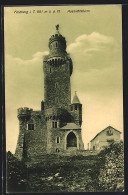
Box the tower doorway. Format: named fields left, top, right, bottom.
left=67, top=132, right=77, bottom=148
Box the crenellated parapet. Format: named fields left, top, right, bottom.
left=49, top=34, right=66, bottom=50
left=17, top=107, right=33, bottom=121
left=47, top=56, right=66, bottom=65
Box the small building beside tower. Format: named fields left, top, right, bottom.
left=90, top=126, right=121, bottom=151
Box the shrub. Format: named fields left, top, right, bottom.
left=98, top=141, right=124, bottom=192
left=6, top=151, right=27, bottom=192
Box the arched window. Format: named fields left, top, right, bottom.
left=56, top=148, right=60, bottom=152
left=55, top=59, right=57, bottom=64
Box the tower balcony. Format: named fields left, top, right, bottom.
left=47, top=57, right=65, bottom=66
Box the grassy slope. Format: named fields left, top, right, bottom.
left=7, top=141, right=124, bottom=193
left=26, top=154, right=101, bottom=193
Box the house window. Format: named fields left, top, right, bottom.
left=75, top=105, right=77, bottom=110
left=27, top=124, right=34, bottom=130
left=93, top=146, right=95, bottom=150
left=106, top=130, right=113, bottom=136
left=107, top=139, right=114, bottom=143
left=56, top=137, right=60, bottom=143
left=52, top=121, right=55, bottom=128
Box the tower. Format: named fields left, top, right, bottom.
left=43, top=24, right=73, bottom=109
left=70, top=91, right=82, bottom=126
left=15, top=25, right=84, bottom=161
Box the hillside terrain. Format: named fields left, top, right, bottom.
left=6, top=141, right=124, bottom=193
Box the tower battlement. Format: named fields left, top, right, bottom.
left=49, top=34, right=66, bottom=45
left=48, top=25, right=67, bottom=58
left=17, top=107, right=33, bottom=121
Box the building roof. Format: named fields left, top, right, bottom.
left=90, top=126, right=121, bottom=142
left=60, top=123, right=81, bottom=130
left=72, top=92, right=81, bottom=104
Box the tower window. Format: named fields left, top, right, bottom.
left=55, top=121, right=57, bottom=128
left=27, top=124, right=34, bottom=130
left=50, top=67, right=52, bottom=73
left=65, top=64, right=68, bottom=70
left=56, top=42, right=58, bottom=47
left=56, top=148, right=60, bottom=152
left=55, top=82, right=58, bottom=88
left=75, top=105, right=77, bottom=110
left=52, top=121, right=57, bottom=128
left=56, top=137, right=60, bottom=143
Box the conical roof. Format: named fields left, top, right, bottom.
left=72, top=92, right=81, bottom=104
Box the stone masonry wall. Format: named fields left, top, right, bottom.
left=15, top=109, right=47, bottom=160
left=47, top=127, right=84, bottom=153
left=70, top=104, right=82, bottom=126
left=43, top=59, right=71, bottom=109
left=24, top=111, right=47, bottom=159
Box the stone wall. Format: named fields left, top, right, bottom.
left=43, top=59, right=71, bottom=109
left=70, top=104, right=82, bottom=126
left=15, top=109, right=47, bottom=160
left=47, top=128, right=84, bottom=154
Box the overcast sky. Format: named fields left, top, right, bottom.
left=4, top=5, right=123, bottom=153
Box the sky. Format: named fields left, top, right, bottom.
left=4, top=5, right=123, bottom=153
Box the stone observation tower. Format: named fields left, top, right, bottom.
left=15, top=25, right=84, bottom=160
